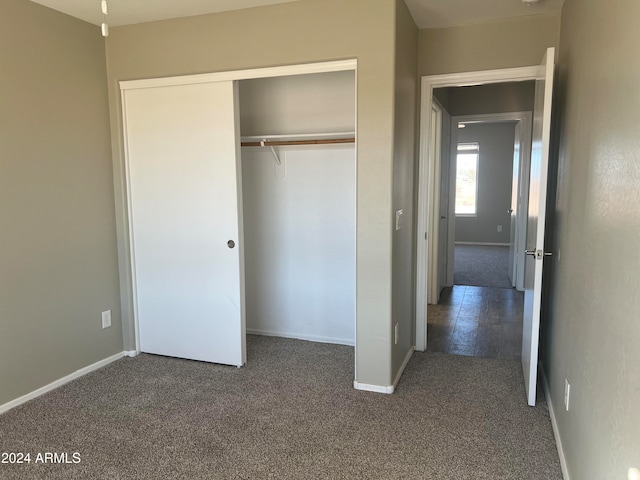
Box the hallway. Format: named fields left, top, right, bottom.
left=427, top=286, right=523, bottom=360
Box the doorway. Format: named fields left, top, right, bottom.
left=416, top=48, right=556, bottom=406
left=449, top=112, right=533, bottom=292
left=428, top=105, right=532, bottom=360
left=238, top=71, right=356, bottom=347
left=415, top=67, right=541, bottom=355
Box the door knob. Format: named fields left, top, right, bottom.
left=227, top=240, right=235, bottom=249
left=525, top=249, right=552, bottom=259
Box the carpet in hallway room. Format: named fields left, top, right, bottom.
left=0, top=335, right=562, bottom=479
left=455, top=244, right=511, bottom=288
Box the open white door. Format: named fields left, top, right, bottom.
left=427, top=103, right=443, bottom=304
left=438, top=106, right=452, bottom=292
left=522, top=47, right=555, bottom=405
left=123, top=80, right=245, bottom=367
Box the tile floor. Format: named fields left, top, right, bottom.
left=427, top=285, right=524, bottom=360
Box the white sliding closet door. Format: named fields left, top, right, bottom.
left=123, top=81, right=245, bottom=366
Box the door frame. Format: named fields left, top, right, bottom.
left=118, top=59, right=358, bottom=359
left=426, top=101, right=443, bottom=305
left=415, top=66, right=539, bottom=352
left=447, top=111, right=533, bottom=292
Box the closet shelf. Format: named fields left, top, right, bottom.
left=240, top=132, right=355, bottom=147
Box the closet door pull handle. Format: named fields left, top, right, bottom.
left=227, top=240, right=235, bottom=249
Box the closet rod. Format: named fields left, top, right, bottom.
left=241, top=138, right=355, bottom=147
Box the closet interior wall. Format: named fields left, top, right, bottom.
left=239, top=70, right=356, bottom=346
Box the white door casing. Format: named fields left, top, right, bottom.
left=417, top=65, right=539, bottom=353
left=522, top=47, right=556, bottom=406
left=122, top=80, right=246, bottom=366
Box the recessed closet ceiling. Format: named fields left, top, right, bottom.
left=29, top=0, right=564, bottom=28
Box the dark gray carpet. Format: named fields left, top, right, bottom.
left=0, top=336, right=561, bottom=479
left=455, top=244, right=512, bottom=288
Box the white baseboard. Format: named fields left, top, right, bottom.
left=455, top=242, right=510, bottom=247
left=124, top=350, right=139, bottom=358
left=353, top=381, right=394, bottom=394
left=246, top=328, right=354, bottom=347
left=353, top=348, right=414, bottom=395
left=0, top=352, right=126, bottom=416
left=540, top=365, right=570, bottom=480
left=392, top=346, right=415, bottom=390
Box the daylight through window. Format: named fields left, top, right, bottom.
left=455, top=143, right=479, bottom=216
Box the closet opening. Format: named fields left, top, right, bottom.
left=238, top=70, right=357, bottom=354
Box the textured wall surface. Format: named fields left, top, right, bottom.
left=542, top=0, right=640, bottom=477
left=0, top=0, right=121, bottom=406
left=440, top=82, right=535, bottom=117
left=419, top=13, right=561, bottom=76
left=391, top=0, right=419, bottom=383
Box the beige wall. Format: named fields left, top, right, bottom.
left=106, top=0, right=397, bottom=388
left=454, top=122, right=516, bottom=244
left=391, top=0, right=419, bottom=380
left=419, top=13, right=561, bottom=76
left=238, top=71, right=356, bottom=136
left=0, top=0, right=121, bottom=406
left=542, top=0, right=640, bottom=476
left=439, top=81, right=535, bottom=117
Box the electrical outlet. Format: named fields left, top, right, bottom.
left=497, top=224, right=503, bottom=233
left=101, top=310, right=112, bottom=329
left=394, top=323, right=399, bottom=345
left=564, top=379, right=571, bottom=411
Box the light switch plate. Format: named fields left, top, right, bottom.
left=395, top=209, right=404, bottom=231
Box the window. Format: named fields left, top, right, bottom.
left=455, top=143, right=479, bottom=216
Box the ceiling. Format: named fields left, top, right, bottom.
left=405, top=0, right=563, bottom=28
left=29, top=0, right=564, bottom=29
